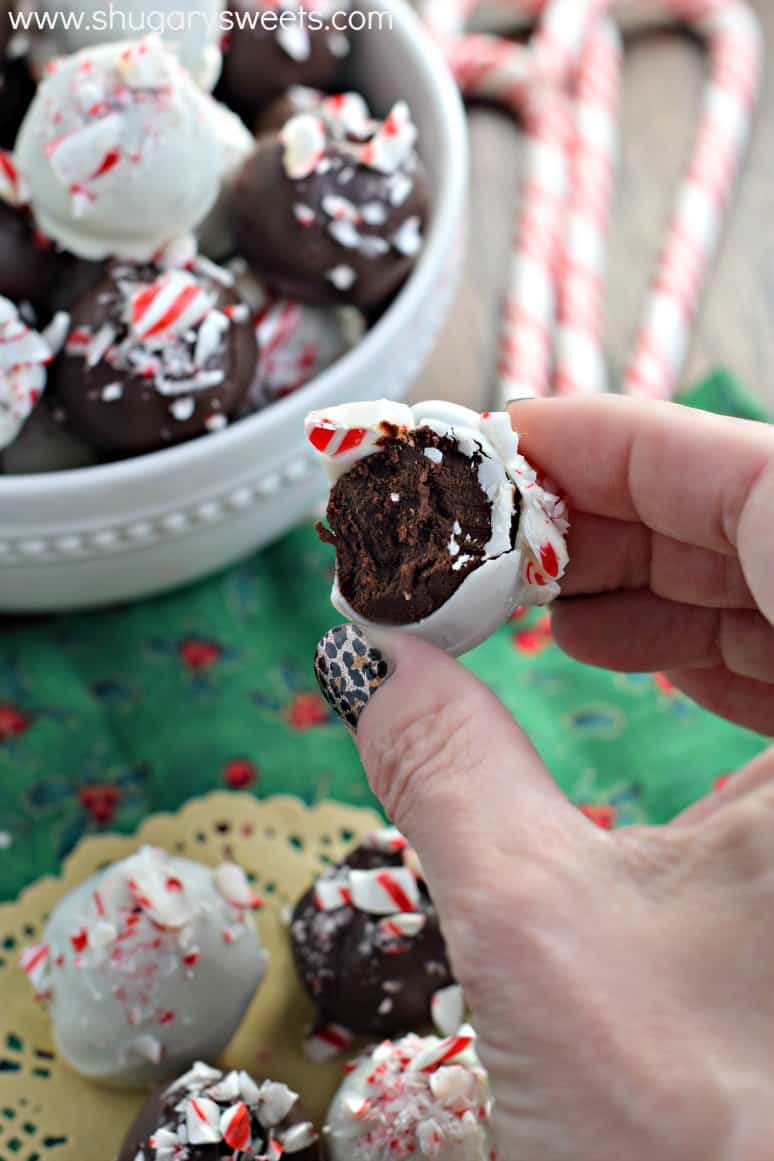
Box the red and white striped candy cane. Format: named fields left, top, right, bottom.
left=420, top=0, right=763, bottom=405
left=624, top=0, right=763, bottom=399
left=556, top=17, right=622, bottom=396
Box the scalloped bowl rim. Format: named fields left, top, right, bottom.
left=0, top=0, right=467, bottom=500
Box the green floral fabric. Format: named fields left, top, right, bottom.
left=0, top=371, right=770, bottom=902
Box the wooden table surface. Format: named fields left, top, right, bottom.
left=415, top=2, right=773, bottom=413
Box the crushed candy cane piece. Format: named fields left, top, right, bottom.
left=431, top=985, right=466, bottom=1038
left=349, top=866, right=420, bottom=915
left=214, top=861, right=263, bottom=910
left=303, top=1022, right=353, bottom=1062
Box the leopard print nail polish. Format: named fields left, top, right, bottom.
left=314, top=624, right=392, bottom=733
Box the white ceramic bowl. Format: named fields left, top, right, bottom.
left=0, top=0, right=467, bottom=612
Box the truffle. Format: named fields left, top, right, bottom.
left=0, top=153, right=85, bottom=314
left=0, top=296, right=69, bottom=452
left=29, top=0, right=225, bottom=89
left=0, top=52, right=36, bottom=150
left=221, top=0, right=349, bottom=117
left=52, top=261, right=258, bottom=455
left=19, top=846, right=267, bottom=1086
left=117, top=1062, right=321, bottom=1161
left=232, top=265, right=365, bottom=406
left=254, top=84, right=328, bottom=137
left=324, top=1028, right=494, bottom=1161
left=233, top=99, right=429, bottom=310
left=1, top=399, right=99, bottom=473
left=306, top=400, right=570, bottom=656
left=16, top=37, right=223, bottom=261
left=291, top=827, right=454, bottom=1040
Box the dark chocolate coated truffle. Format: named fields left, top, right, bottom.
left=221, top=0, right=348, bottom=116
left=291, top=831, right=454, bottom=1038
left=0, top=53, right=36, bottom=148
left=0, top=0, right=15, bottom=59
left=117, top=1063, right=321, bottom=1160
left=233, top=102, right=430, bottom=311
left=0, top=201, right=80, bottom=314
left=52, top=263, right=258, bottom=455
left=318, top=427, right=518, bottom=625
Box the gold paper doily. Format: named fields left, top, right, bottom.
left=0, top=793, right=383, bottom=1161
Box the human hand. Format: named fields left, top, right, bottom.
left=312, top=398, right=774, bottom=1160
left=509, top=396, right=774, bottom=734
left=314, top=625, right=774, bottom=1160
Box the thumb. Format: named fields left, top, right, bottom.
left=314, top=624, right=594, bottom=930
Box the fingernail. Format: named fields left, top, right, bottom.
left=314, top=624, right=394, bottom=734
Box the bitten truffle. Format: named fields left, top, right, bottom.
left=291, top=827, right=454, bottom=1042
left=221, top=0, right=350, bottom=116
left=324, top=1028, right=494, bottom=1161
left=20, top=846, right=267, bottom=1085
left=306, top=400, right=570, bottom=656
left=117, top=1062, right=321, bottom=1160
left=53, top=262, right=258, bottom=454
left=233, top=98, right=429, bottom=310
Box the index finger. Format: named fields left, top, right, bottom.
left=509, top=396, right=774, bottom=556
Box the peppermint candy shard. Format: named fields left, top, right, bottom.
left=213, top=861, right=263, bottom=909
left=303, top=1022, right=353, bottom=1062
left=257, top=1081, right=298, bottom=1129
left=349, top=866, right=420, bottom=915
left=185, top=1096, right=222, bottom=1145
left=282, top=115, right=326, bottom=180
left=407, top=1025, right=476, bottom=1073
left=363, top=826, right=408, bottom=853
left=282, top=1121, right=319, bottom=1154
left=19, top=943, right=51, bottom=996
left=431, top=984, right=466, bottom=1038
left=378, top=913, right=426, bottom=940
left=220, top=1102, right=252, bottom=1152
left=170, top=1061, right=223, bottom=1093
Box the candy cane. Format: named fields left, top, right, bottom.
left=420, top=0, right=763, bottom=404
left=624, top=0, right=763, bottom=399
left=555, top=17, right=622, bottom=395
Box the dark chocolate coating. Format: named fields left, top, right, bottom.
left=221, top=1, right=346, bottom=117
left=0, top=202, right=80, bottom=314
left=233, top=138, right=430, bottom=310
left=291, top=843, right=454, bottom=1038
left=0, top=52, right=35, bottom=148
left=0, top=1, right=15, bottom=59
left=117, top=1069, right=321, bottom=1161
left=319, top=428, right=519, bottom=624
left=51, top=265, right=258, bottom=455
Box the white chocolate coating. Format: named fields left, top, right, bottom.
left=305, top=400, right=570, bottom=657
left=0, top=299, right=68, bottom=451
left=325, top=1030, right=493, bottom=1161
left=16, top=37, right=222, bottom=261
left=20, top=846, right=267, bottom=1086
left=30, top=1, right=225, bottom=90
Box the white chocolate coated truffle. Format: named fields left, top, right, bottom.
left=325, top=1028, right=494, bottom=1161
left=16, top=37, right=222, bottom=261
left=30, top=0, right=226, bottom=90
left=0, top=298, right=68, bottom=451
left=20, top=846, right=267, bottom=1085
left=305, top=400, right=570, bottom=657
